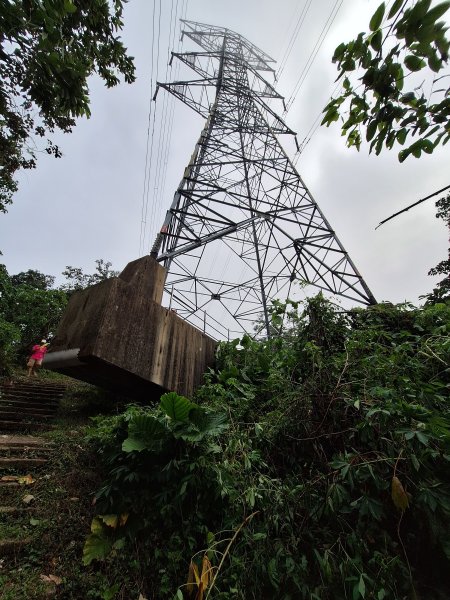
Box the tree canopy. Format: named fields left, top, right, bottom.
left=0, top=0, right=135, bottom=212
left=424, top=192, right=450, bottom=303
left=322, top=0, right=450, bottom=161
left=0, top=258, right=118, bottom=373
left=61, top=259, right=119, bottom=295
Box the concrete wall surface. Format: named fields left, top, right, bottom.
left=46, top=256, right=217, bottom=399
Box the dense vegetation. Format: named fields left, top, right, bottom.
left=0, top=259, right=117, bottom=371
left=1, top=197, right=448, bottom=598
left=83, top=295, right=450, bottom=599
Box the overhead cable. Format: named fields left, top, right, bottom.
left=285, top=0, right=343, bottom=113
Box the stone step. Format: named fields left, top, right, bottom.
left=0, top=404, right=57, bottom=415
left=0, top=435, right=49, bottom=447
left=0, top=398, right=59, bottom=408
left=0, top=537, right=33, bottom=556
left=0, top=445, right=52, bottom=455
left=1, top=382, right=66, bottom=392
left=0, top=457, right=48, bottom=469
left=0, top=393, right=60, bottom=403
left=0, top=384, right=65, bottom=393
left=0, top=394, right=63, bottom=403
left=0, top=410, right=57, bottom=421
left=0, top=390, right=65, bottom=400
left=0, top=421, right=55, bottom=432
left=0, top=412, right=55, bottom=423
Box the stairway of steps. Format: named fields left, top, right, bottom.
left=0, top=379, right=66, bottom=432
left=0, top=379, right=65, bottom=558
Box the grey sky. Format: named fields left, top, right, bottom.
left=0, top=0, right=448, bottom=307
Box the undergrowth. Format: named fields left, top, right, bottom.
left=82, top=296, right=450, bottom=599
left=0, top=379, right=144, bottom=600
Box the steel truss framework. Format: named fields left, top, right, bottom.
left=151, top=20, right=376, bottom=339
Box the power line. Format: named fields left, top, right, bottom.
left=148, top=0, right=178, bottom=241
left=147, top=0, right=189, bottom=253
left=139, top=0, right=158, bottom=256
left=376, top=185, right=450, bottom=229
left=276, top=0, right=313, bottom=81
left=293, top=80, right=341, bottom=163
left=140, top=0, right=163, bottom=254
left=285, top=0, right=343, bottom=113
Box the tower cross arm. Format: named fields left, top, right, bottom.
left=181, top=19, right=276, bottom=72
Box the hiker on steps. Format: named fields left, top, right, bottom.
left=27, top=340, right=50, bottom=377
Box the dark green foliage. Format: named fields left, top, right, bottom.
left=322, top=0, right=450, bottom=161
left=10, top=269, right=55, bottom=290
left=86, top=296, right=450, bottom=599
left=0, top=259, right=117, bottom=370
left=424, top=193, right=450, bottom=304
left=0, top=0, right=135, bottom=211
left=0, top=263, right=67, bottom=367
left=61, top=259, right=119, bottom=295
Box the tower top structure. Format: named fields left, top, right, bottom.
left=151, top=20, right=376, bottom=339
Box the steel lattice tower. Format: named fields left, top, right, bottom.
left=151, top=20, right=376, bottom=339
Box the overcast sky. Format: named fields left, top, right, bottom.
left=1, top=0, right=448, bottom=308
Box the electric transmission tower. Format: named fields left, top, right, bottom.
left=151, top=20, right=376, bottom=339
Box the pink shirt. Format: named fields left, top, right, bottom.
left=31, top=345, right=48, bottom=361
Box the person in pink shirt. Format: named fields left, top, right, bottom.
left=27, top=339, right=50, bottom=377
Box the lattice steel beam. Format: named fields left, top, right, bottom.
left=151, top=20, right=376, bottom=339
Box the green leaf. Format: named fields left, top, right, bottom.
left=421, top=138, right=434, bottom=154
left=422, top=1, right=450, bottom=26
left=396, top=65, right=404, bottom=90
left=91, top=517, right=104, bottom=535
left=333, top=42, right=347, bottom=62
left=428, top=52, right=442, bottom=72
left=366, top=120, right=378, bottom=142
left=358, top=574, right=366, bottom=598
left=64, top=0, right=77, bottom=13
left=370, top=30, right=383, bottom=51
left=397, top=128, right=407, bottom=145
left=388, top=0, right=404, bottom=19
left=342, top=58, right=356, bottom=71
left=189, top=408, right=228, bottom=435
left=268, top=558, right=280, bottom=590
left=416, top=431, right=429, bottom=445
left=399, top=148, right=410, bottom=162
left=121, top=436, right=147, bottom=452
left=82, top=533, right=112, bottom=565
left=411, top=454, right=420, bottom=471
left=160, top=392, right=194, bottom=421
left=404, top=55, right=426, bottom=71
left=112, top=538, right=125, bottom=550
left=370, top=3, right=386, bottom=31
left=122, top=415, right=168, bottom=452
left=321, top=110, right=339, bottom=126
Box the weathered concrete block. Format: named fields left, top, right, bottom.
left=46, top=256, right=217, bottom=400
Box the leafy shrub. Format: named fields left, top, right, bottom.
left=0, top=316, right=20, bottom=376
left=85, top=296, right=450, bottom=599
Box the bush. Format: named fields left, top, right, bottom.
left=0, top=316, right=21, bottom=376
left=85, top=297, right=450, bottom=599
